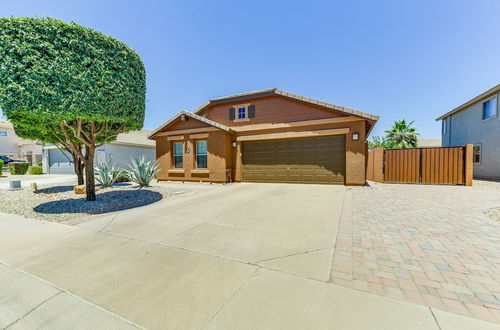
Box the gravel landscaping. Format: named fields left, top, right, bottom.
left=485, top=207, right=500, bottom=221
left=0, top=183, right=186, bottom=222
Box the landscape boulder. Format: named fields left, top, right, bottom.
left=74, top=185, right=86, bottom=194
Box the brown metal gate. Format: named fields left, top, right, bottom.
left=421, top=147, right=464, bottom=184
left=381, top=147, right=467, bottom=185
left=384, top=149, right=420, bottom=183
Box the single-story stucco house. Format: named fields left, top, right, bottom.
left=148, top=88, right=379, bottom=185
left=0, top=120, right=43, bottom=164
left=437, top=84, right=499, bottom=179
left=43, top=129, right=155, bottom=174
left=418, top=138, right=441, bottom=148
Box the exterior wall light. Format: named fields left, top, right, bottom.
left=352, top=132, right=359, bottom=141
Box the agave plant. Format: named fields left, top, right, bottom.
left=127, top=156, right=159, bottom=187
left=94, top=163, right=125, bottom=188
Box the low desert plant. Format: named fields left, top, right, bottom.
left=0, top=159, right=4, bottom=174
left=127, top=156, right=159, bottom=187
left=115, top=171, right=130, bottom=183
left=8, top=162, right=29, bottom=175
left=28, top=165, right=43, bottom=175
left=95, top=163, right=125, bottom=188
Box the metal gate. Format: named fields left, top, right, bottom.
left=383, top=147, right=465, bottom=184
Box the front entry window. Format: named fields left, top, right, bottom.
left=196, top=140, right=208, bottom=168
left=173, top=142, right=183, bottom=168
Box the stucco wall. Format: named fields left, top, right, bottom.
left=97, top=144, right=155, bottom=170
left=153, top=93, right=374, bottom=185
left=442, top=92, right=500, bottom=178
left=156, top=130, right=231, bottom=183
left=0, top=125, right=22, bottom=157
left=198, top=95, right=345, bottom=127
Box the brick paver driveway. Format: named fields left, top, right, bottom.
left=331, top=181, right=500, bottom=324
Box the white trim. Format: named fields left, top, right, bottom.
left=473, top=144, right=482, bottom=165
left=481, top=95, right=498, bottom=121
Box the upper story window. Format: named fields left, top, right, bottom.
left=230, top=104, right=255, bottom=122
left=237, top=107, right=247, bottom=120
left=196, top=140, right=208, bottom=168
left=173, top=141, right=183, bottom=168
left=441, top=118, right=447, bottom=135
left=0, top=131, right=7, bottom=137
left=473, top=144, right=481, bottom=164
left=482, top=96, right=497, bottom=120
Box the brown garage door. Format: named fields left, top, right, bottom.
left=242, top=135, right=345, bottom=184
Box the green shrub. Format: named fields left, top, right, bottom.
left=127, top=156, right=159, bottom=187
left=0, top=159, right=4, bottom=175
left=8, top=162, right=29, bottom=175
left=28, top=165, right=43, bottom=175
left=115, top=171, right=130, bottom=183
left=95, top=163, right=126, bottom=188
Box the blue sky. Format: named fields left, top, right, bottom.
left=1, top=0, right=499, bottom=139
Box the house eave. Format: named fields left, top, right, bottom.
left=436, top=84, right=500, bottom=121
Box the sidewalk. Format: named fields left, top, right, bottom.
left=1, top=205, right=498, bottom=329
left=0, top=174, right=75, bottom=190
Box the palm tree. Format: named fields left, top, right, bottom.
left=368, top=135, right=395, bottom=149
left=384, top=120, right=419, bottom=149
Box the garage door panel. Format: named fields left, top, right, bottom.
left=242, top=136, right=345, bottom=185
left=48, top=149, right=74, bottom=174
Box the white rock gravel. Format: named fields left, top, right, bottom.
left=0, top=183, right=185, bottom=222
left=485, top=207, right=500, bottom=221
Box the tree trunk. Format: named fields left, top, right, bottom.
left=74, top=157, right=85, bottom=185
left=84, top=147, right=96, bottom=201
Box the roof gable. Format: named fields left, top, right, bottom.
left=194, top=88, right=379, bottom=121
left=148, top=110, right=232, bottom=139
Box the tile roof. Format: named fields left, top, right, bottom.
left=112, top=129, right=155, bottom=147
left=149, top=89, right=379, bottom=139
left=418, top=138, right=441, bottom=148
left=193, top=88, right=379, bottom=121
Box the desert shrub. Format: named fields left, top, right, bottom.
left=127, top=156, right=159, bottom=187
left=8, top=162, right=29, bottom=175
left=95, top=163, right=126, bottom=188
left=28, top=165, right=43, bottom=175
left=115, top=171, right=130, bottom=183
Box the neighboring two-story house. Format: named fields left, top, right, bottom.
left=149, top=89, right=379, bottom=185
left=0, top=120, right=43, bottom=164
left=437, top=84, right=500, bottom=179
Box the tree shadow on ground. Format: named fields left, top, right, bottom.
left=35, top=183, right=133, bottom=194
left=33, top=189, right=163, bottom=215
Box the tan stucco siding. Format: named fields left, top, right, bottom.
left=199, top=95, right=346, bottom=127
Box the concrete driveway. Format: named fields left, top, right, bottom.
left=0, top=183, right=496, bottom=329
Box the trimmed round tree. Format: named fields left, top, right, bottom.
left=0, top=17, right=146, bottom=200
